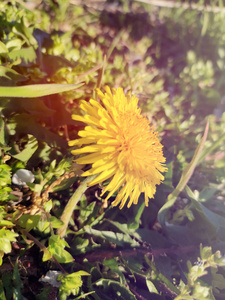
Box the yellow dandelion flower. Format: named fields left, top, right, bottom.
left=69, top=86, right=167, bottom=209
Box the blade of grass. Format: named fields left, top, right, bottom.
left=0, top=83, right=84, bottom=98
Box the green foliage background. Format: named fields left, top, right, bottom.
left=1, top=0, right=225, bottom=299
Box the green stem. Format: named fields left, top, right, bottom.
left=58, top=175, right=97, bottom=238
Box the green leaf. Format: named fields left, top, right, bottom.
left=145, top=256, right=180, bottom=296
left=36, top=219, right=51, bottom=235
left=211, top=268, right=225, bottom=297
left=12, top=134, right=38, bottom=162
left=41, top=53, right=73, bottom=77
left=0, top=41, right=8, bottom=55
left=17, top=214, right=41, bottom=232
left=0, top=228, right=18, bottom=254
left=1, top=273, right=13, bottom=299
left=0, top=164, right=11, bottom=187
left=12, top=260, right=23, bottom=300
left=146, top=279, right=159, bottom=294
left=79, top=201, right=96, bottom=224
left=185, top=186, right=225, bottom=240
left=0, top=280, right=6, bottom=300
left=84, top=227, right=140, bottom=247
left=158, top=120, right=209, bottom=226
left=12, top=17, right=37, bottom=46
left=47, top=235, right=74, bottom=263
left=52, top=176, right=77, bottom=192
left=49, top=216, right=64, bottom=229
left=94, top=279, right=137, bottom=300
left=0, top=82, right=83, bottom=98
left=8, top=47, right=36, bottom=64
left=36, top=287, right=51, bottom=300
left=0, top=220, right=14, bottom=226
left=106, top=220, right=141, bottom=241
left=42, top=249, right=52, bottom=262
left=103, top=258, right=126, bottom=285
left=0, top=66, right=27, bottom=86
left=72, top=237, right=89, bottom=254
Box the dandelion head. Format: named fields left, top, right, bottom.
left=69, top=86, right=167, bottom=209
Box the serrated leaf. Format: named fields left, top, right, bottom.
left=0, top=83, right=83, bottom=98
left=84, top=227, right=140, bottom=247
left=8, top=47, right=36, bottom=64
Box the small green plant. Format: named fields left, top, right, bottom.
left=57, top=271, right=90, bottom=300
left=175, top=245, right=225, bottom=300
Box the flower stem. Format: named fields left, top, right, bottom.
left=58, top=175, right=97, bottom=238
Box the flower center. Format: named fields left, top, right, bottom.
left=116, top=111, right=152, bottom=176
